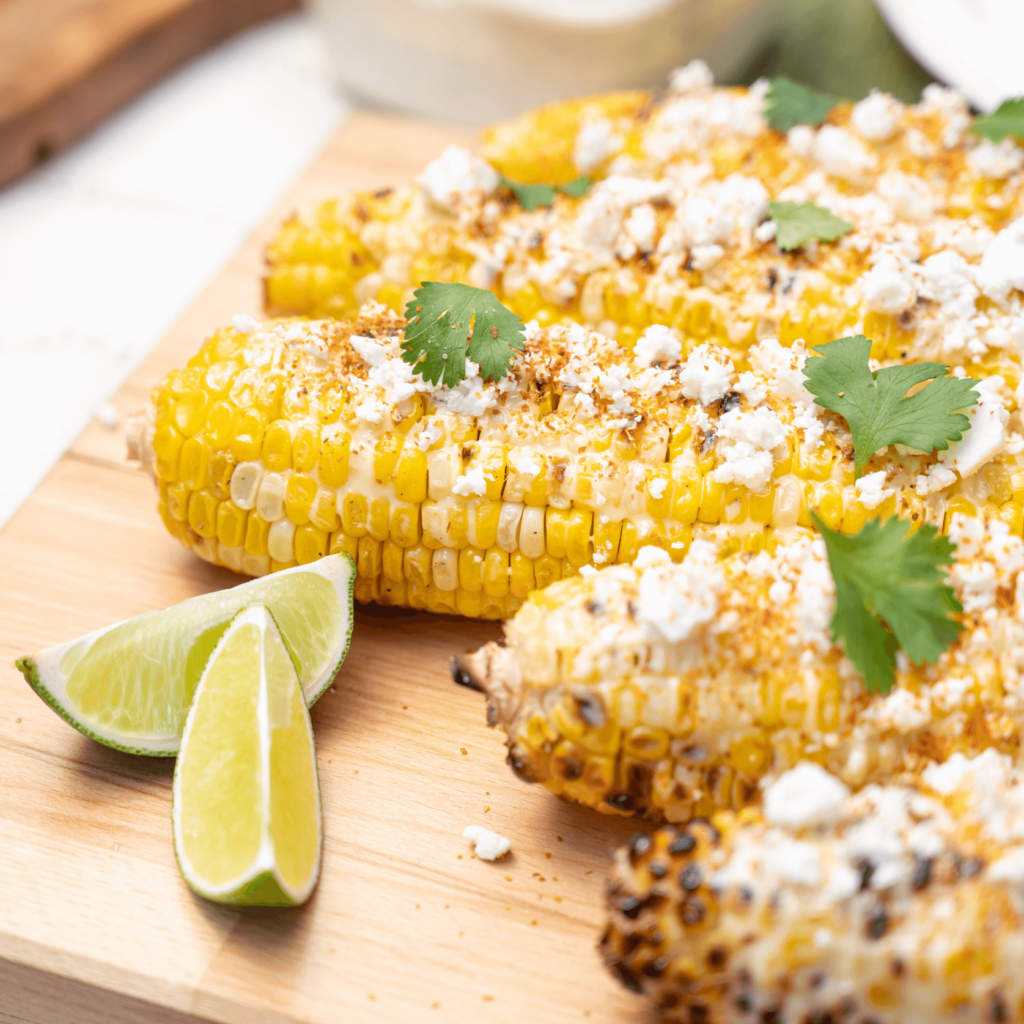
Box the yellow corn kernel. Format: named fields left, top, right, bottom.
left=448, top=502, right=469, bottom=547
left=623, top=727, right=670, bottom=761
left=772, top=437, right=795, bottom=478
left=741, top=529, right=764, bottom=554
left=216, top=500, right=247, bottom=548
left=645, top=467, right=673, bottom=518
left=368, top=497, right=391, bottom=542
left=244, top=511, right=271, bottom=555
left=292, top=422, right=320, bottom=472
left=153, top=424, right=184, bottom=480
left=999, top=500, right=1024, bottom=538
left=404, top=544, right=433, bottom=586
left=593, top=517, right=622, bottom=565
left=159, top=501, right=189, bottom=545
left=945, top=495, right=977, bottom=531
left=390, top=503, right=420, bottom=547
left=815, top=480, right=844, bottom=530
left=174, top=389, right=209, bottom=436
left=840, top=497, right=870, bottom=535
left=698, top=475, right=725, bottom=523
left=205, top=401, right=237, bottom=451
left=188, top=490, right=218, bottom=539
left=479, top=445, right=507, bottom=500
left=382, top=539, right=405, bottom=581
left=318, top=431, right=351, bottom=487
left=510, top=552, right=535, bottom=598
left=749, top=485, right=774, bottom=524
left=665, top=522, right=693, bottom=561
left=393, top=393, right=425, bottom=434
left=373, top=432, right=403, bottom=484
left=285, top=473, right=317, bottom=525
left=179, top=437, right=210, bottom=491
left=328, top=529, right=358, bottom=561
left=670, top=465, right=701, bottom=523
left=230, top=408, right=266, bottom=462
left=262, top=420, right=292, bottom=472
left=309, top=489, right=338, bottom=532
left=459, top=546, right=486, bottom=592
left=562, top=560, right=580, bottom=579
left=668, top=423, right=693, bottom=462
left=546, top=508, right=570, bottom=559
left=817, top=669, right=842, bottom=732
left=357, top=535, right=382, bottom=579
left=521, top=454, right=550, bottom=507
left=166, top=482, right=189, bottom=521
left=353, top=576, right=378, bottom=604
left=342, top=493, right=368, bottom=537
left=565, top=509, right=593, bottom=567
left=617, top=520, right=641, bottom=563
left=483, top=547, right=510, bottom=597
left=722, top=487, right=749, bottom=524
left=295, top=524, right=329, bottom=564
left=256, top=377, right=284, bottom=420
left=534, top=553, right=561, bottom=590
left=469, top=499, right=501, bottom=550
left=394, top=448, right=428, bottom=504
left=207, top=450, right=235, bottom=499
left=726, top=728, right=771, bottom=776
left=456, top=588, right=485, bottom=619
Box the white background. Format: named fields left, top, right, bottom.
left=0, top=12, right=348, bottom=528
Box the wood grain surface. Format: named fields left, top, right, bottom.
left=0, top=0, right=300, bottom=190
left=0, top=112, right=656, bottom=1024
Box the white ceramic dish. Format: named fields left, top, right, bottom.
left=310, top=0, right=781, bottom=125
left=875, top=0, right=1024, bottom=112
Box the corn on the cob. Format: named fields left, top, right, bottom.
left=135, top=294, right=1024, bottom=616
left=601, top=752, right=1024, bottom=1023
left=457, top=514, right=1024, bottom=819
left=263, top=63, right=1024, bottom=393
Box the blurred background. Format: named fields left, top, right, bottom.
left=0, top=0, right=1020, bottom=528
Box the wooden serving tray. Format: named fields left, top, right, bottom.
left=0, top=113, right=655, bottom=1024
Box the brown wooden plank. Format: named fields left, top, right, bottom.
left=0, top=0, right=300, bottom=190
left=0, top=112, right=657, bottom=1023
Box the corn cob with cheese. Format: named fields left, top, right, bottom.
left=134, top=295, right=1024, bottom=616
left=456, top=514, right=1024, bottom=819
left=264, top=62, right=1024, bottom=392
left=601, top=753, right=1024, bottom=1023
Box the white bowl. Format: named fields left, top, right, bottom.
left=875, top=0, right=1024, bottom=112
left=310, top=0, right=781, bottom=125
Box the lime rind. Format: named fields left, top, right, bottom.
left=15, top=553, right=355, bottom=757
left=172, top=605, right=322, bottom=907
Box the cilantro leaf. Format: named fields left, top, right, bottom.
left=768, top=200, right=853, bottom=251
left=402, top=282, right=525, bottom=387
left=764, top=78, right=838, bottom=132
left=803, top=335, right=978, bottom=478
left=812, top=512, right=963, bottom=694
left=498, top=174, right=593, bottom=211
left=970, top=97, right=1024, bottom=142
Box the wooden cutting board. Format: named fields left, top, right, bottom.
left=0, top=112, right=657, bottom=1024
left=0, top=0, right=300, bottom=190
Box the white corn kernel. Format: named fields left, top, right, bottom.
left=422, top=501, right=452, bottom=548
left=256, top=471, right=286, bottom=522
left=218, top=543, right=245, bottom=572
left=242, top=553, right=270, bottom=577
left=519, top=506, right=546, bottom=558
left=268, top=518, right=297, bottom=563
left=428, top=449, right=458, bottom=500
left=772, top=476, right=802, bottom=529
left=230, top=461, right=264, bottom=510
left=432, top=548, right=458, bottom=590
left=497, top=501, right=524, bottom=553
left=192, top=535, right=218, bottom=563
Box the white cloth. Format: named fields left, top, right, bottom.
left=0, top=13, right=347, bottom=528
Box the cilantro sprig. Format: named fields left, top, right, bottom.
left=812, top=512, right=962, bottom=693
left=803, top=335, right=979, bottom=479
left=498, top=174, right=593, bottom=211
left=768, top=200, right=853, bottom=251
left=402, top=282, right=525, bottom=387
left=764, top=78, right=837, bottom=132
left=970, top=97, right=1024, bottom=143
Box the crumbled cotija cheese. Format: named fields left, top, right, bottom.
left=463, top=826, right=512, bottom=861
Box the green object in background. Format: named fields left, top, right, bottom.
left=735, top=0, right=935, bottom=103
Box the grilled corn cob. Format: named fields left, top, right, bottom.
left=457, top=514, right=1024, bottom=819
left=601, top=753, right=1024, bottom=1023
left=135, top=296, right=1024, bottom=614
left=264, top=63, right=1024, bottom=392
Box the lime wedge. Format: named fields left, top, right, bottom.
left=15, top=554, right=354, bottom=756
left=173, top=604, right=321, bottom=906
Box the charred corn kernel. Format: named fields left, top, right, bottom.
left=368, top=497, right=391, bottom=542
left=394, top=448, right=428, bottom=503
left=373, top=432, right=403, bottom=484
left=484, top=547, right=510, bottom=597
left=510, top=552, right=535, bottom=598
left=179, top=437, right=210, bottom=490
left=328, top=528, right=358, bottom=561
left=357, top=535, right=382, bottom=579
left=187, top=490, right=218, bottom=538
left=205, top=401, right=237, bottom=450
left=404, top=543, right=432, bottom=586
left=216, top=500, right=247, bottom=548
left=230, top=408, right=266, bottom=462
left=284, top=473, right=317, bottom=525
left=244, top=511, right=271, bottom=556
left=294, top=524, right=328, bottom=564
left=342, top=493, right=368, bottom=537
left=390, top=503, right=420, bottom=547
left=318, top=431, right=350, bottom=487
